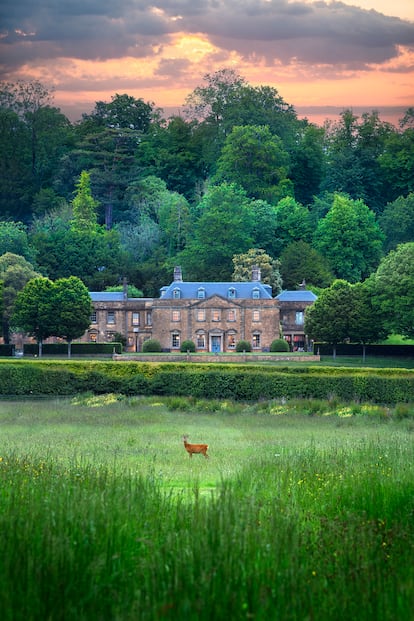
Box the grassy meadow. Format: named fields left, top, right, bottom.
left=1, top=394, right=414, bottom=620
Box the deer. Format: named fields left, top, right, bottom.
left=182, top=435, right=209, bottom=459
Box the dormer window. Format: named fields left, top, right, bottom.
left=228, top=287, right=236, bottom=299
left=252, top=287, right=260, bottom=299
left=197, top=287, right=205, bottom=299
left=173, top=288, right=181, bottom=299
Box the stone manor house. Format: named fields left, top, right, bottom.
left=83, top=267, right=317, bottom=353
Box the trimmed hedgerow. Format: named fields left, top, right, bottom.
left=0, top=361, right=414, bottom=404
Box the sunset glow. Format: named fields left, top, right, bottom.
left=1, top=0, right=413, bottom=123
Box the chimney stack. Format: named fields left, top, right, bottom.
left=173, top=266, right=183, bottom=282
left=252, top=265, right=261, bottom=282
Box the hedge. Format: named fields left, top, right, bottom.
left=314, top=343, right=414, bottom=357
left=0, top=361, right=414, bottom=404
left=23, top=343, right=122, bottom=356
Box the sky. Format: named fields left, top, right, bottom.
left=1, top=0, right=414, bottom=124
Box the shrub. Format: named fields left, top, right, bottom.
left=270, top=339, right=290, bottom=352
left=180, top=340, right=196, bottom=353
left=142, top=339, right=162, bottom=353
left=236, top=340, right=251, bottom=352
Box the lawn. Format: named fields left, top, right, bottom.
left=1, top=395, right=414, bottom=620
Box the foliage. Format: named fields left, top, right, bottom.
left=71, top=171, right=99, bottom=233
left=180, top=340, right=196, bottom=353
left=179, top=183, right=254, bottom=280
left=232, top=248, right=282, bottom=294
left=105, top=284, right=143, bottom=298
left=279, top=241, right=333, bottom=289
left=379, top=193, right=414, bottom=252
left=370, top=243, right=414, bottom=339
left=313, top=193, right=384, bottom=282
left=11, top=277, right=55, bottom=354
left=214, top=124, right=291, bottom=202
left=236, top=340, right=252, bottom=352
left=0, top=252, right=41, bottom=343
left=270, top=338, right=290, bottom=352
left=142, top=339, right=162, bottom=353
left=0, top=221, right=36, bottom=263
left=50, top=276, right=93, bottom=356
left=305, top=280, right=355, bottom=353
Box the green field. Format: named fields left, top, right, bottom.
left=1, top=395, right=414, bottom=620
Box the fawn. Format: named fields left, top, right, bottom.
left=182, top=435, right=209, bottom=459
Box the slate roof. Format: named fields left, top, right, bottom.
left=90, top=292, right=125, bottom=302
left=160, top=281, right=273, bottom=299
left=276, top=290, right=317, bottom=302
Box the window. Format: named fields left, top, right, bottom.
left=173, top=288, right=181, bottom=299
left=252, top=310, right=260, bottom=322
left=196, top=309, right=206, bottom=321
left=252, top=287, right=260, bottom=299
left=107, top=311, right=115, bottom=324
left=171, top=333, right=180, bottom=348
left=90, top=311, right=97, bottom=323
left=212, top=309, right=221, bottom=322
left=146, top=312, right=152, bottom=326
left=228, top=287, right=236, bottom=299
left=228, top=309, right=236, bottom=322
left=132, top=312, right=140, bottom=326
left=227, top=333, right=236, bottom=349
left=295, top=311, right=304, bottom=325
left=89, top=332, right=97, bottom=342
left=252, top=333, right=261, bottom=349
left=197, top=287, right=205, bottom=299
left=196, top=333, right=206, bottom=348
left=172, top=310, right=181, bottom=322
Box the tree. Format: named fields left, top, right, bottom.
left=81, top=93, right=155, bottom=132
left=370, top=243, right=414, bottom=339
left=214, top=125, right=291, bottom=203
left=0, top=81, right=73, bottom=220
left=279, top=241, right=333, bottom=290
left=11, top=277, right=55, bottom=357
left=232, top=248, right=282, bottom=294
left=71, top=171, right=99, bottom=233
left=273, top=197, right=313, bottom=257
left=322, top=109, right=394, bottom=214
left=304, top=280, right=354, bottom=358
left=178, top=183, right=254, bottom=280
left=0, top=221, right=36, bottom=263
left=289, top=124, right=325, bottom=206
left=0, top=253, right=41, bottom=343
left=348, top=281, right=388, bottom=361
left=313, top=194, right=384, bottom=282
left=379, top=193, right=414, bottom=253
left=51, top=276, right=92, bottom=357
left=184, top=69, right=300, bottom=175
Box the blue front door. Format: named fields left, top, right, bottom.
left=211, top=336, right=221, bottom=353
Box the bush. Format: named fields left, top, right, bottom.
left=236, top=340, right=252, bottom=353
left=142, top=339, right=162, bottom=353
left=270, top=339, right=290, bottom=352
left=180, top=340, right=196, bottom=353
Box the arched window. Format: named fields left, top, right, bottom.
left=197, top=287, right=206, bottom=299
left=252, top=287, right=260, bottom=299
left=228, top=287, right=236, bottom=299
left=173, top=288, right=181, bottom=299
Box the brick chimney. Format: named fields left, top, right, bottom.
left=122, top=277, right=128, bottom=300
left=251, top=265, right=261, bottom=282
left=173, top=266, right=183, bottom=282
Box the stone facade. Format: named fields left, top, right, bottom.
left=79, top=268, right=316, bottom=353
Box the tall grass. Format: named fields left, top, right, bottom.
left=0, top=396, right=414, bottom=620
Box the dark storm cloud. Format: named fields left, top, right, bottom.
left=1, top=0, right=414, bottom=77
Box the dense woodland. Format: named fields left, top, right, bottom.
left=1, top=69, right=414, bottom=346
